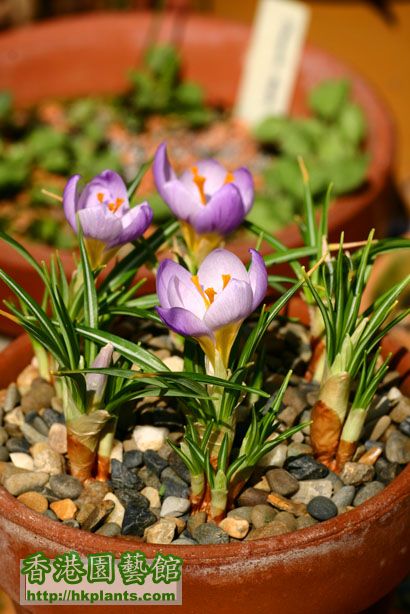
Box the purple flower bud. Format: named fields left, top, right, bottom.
left=156, top=248, right=267, bottom=367
left=153, top=143, right=254, bottom=236
left=86, top=343, right=114, bottom=406
left=63, top=170, right=153, bottom=251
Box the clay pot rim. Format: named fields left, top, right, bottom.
left=0, top=332, right=408, bottom=563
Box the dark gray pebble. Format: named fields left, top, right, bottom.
left=42, top=408, right=65, bottom=427
left=143, top=450, right=168, bottom=476
left=114, top=489, right=150, bottom=509
left=6, top=437, right=30, bottom=453
left=192, top=523, right=229, bottom=545
left=307, top=496, right=338, bottom=521
left=168, top=450, right=191, bottom=484
left=161, top=477, right=189, bottom=499
left=375, top=458, right=400, bottom=484
left=353, top=482, right=384, bottom=506
left=284, top=454, right=329, bottom=480
left=49, top=474, right=83, bottom=500
left=123, top=450, right=143, bottom=469
left=110, top=459, right=144, bottom=491
left=122, top=504, right=157, bottom=536
left=399, top=417, right=410, bottom=437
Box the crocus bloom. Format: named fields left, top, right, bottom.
left=86, top=343, right=114, bottom=408
left=156, top=248, right=267, bottom=370
left=63, top=170, right=153, bottom=265
left=153, top=143, right=254, bottom=262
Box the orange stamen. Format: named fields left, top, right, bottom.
left=191, top=275, right=211, bottom=307
left=205, top=287, right=216, bottom=304
left=225, top=171, right=234, bottom=184
left=97, top=192, right=105, bottom=203
left=191, top=166, right=207, bottom=205
left=222, top=274, right=231, bottom=289
left=108, top=197, right=124, bottom=213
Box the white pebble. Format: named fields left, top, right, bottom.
left=48, top=423, right=67, bottom=454
left=160, top=496, right=190, bottom=517
left=133, top=425, right=169, bottom=452
left=103, top=492, right=125, bottom=526
left=110, top=439, right=123, bottom=463
left=162, top=356, right=184, bottom=372
left=10, top=453, right=34, bottom=471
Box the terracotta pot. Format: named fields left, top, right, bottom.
left=0, top=303, right=409, bottom=614
left=0, top=11, right=394, bottom=336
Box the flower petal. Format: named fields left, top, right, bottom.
left=63, top=174, right=81, bottom=231
left=153, top=142, right=177, bottom=199
left=86, top=343, right=114, bottom=401
left=191, top=183, right=245, bottom=234
left=161, top=179, right=200, bottom=220
left=156, top=306, right=213, bottom=339
left=167, top=276, right=207, bottom=319
left=77, top=170, right=129, bottom=212
left=233, top=167, right=254, bottom=214
left=156, top=259, right=194, bottom=309
left=78, top=207, right=123, bottom=244
left=204, top=279, right=253, bottom=331
left=113, top=202, right=153, bottom=246
left=198, top=248, right=249, bottom=293
left=248, top=249, right=268, bottom=310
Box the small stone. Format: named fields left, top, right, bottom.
left=140, top=486, right=161, bottom=509
left=278, top=406, right=299, bottom=427
left=0, top=446, right=9, bottom=461
left=172, top=537, right=197, bottom=545
left=4, top=471, right=49, bottom=496
left=387, top=386, right=402, bottom=402
left=253, top=476, right=271, bottom=492
left=17, top=364, right=39, bottom=395
left=222, top=503, right=251, bottom=522
left=283, top=386, right=306, bottom=413
left=110, top=459, right=144, bottom=491
left=0, top=426, right=8, bottom=446
left=145, top=519, right=176, bottom=544
left=237, top=488, right=268, bottom=507
left=42, top=408, right=64, bottom=428
left=48, top=423, right=67, bottom=454
left=375, top=458, right=400, bottom=484
left=246, top=521, right=290, bottom=540
left=17, top=491, right=48, bottom=513
left=113, top=489, right=149, bottom=509
left=96, top=523, right=121, bottom=537
left=31, top=443, right=64, bottom=475
left=219, top=517, right=249, bottom=539
left=193, top=523, right=229, bottom=545
left=326, top=471, right=343, bottom=494
left=168, top=451, right=191, bottom=484
left=399, top=417, right=410, bottom=437
left=6, top=437, right=30, bottom=453
left=4, top=407, right=24, bottom=428
left=284, top=455, right=329, bottom=481
left=291, top=431, right=305, bottom=444
left=123, top=450, right=143, bottom=469
left=10, top=452, right=34, bottom=471
left=385, top=431, right=410, bottom=464
left=339, top=462, right=375, bottom=486
left=75, top=480, right=109, bottom=506
left=103, top=493, right=125, bottom=526
left=143, top=450, right=168, bottom=476
left=27, top=415, right=49, bottom=437
left=390, top=398, right=410, bottom=423
left=296, top=515, right=318, bottom=529
left=137, top=466, right=161, bottom=490
left=160, top=496, right=190, bottom=518
left=123, top=439, right=138, bottom=452
left=187, top=511, right=207, bottom=535
left=122, top=504, right=157, bottom=536
left=353, top=481, right=384, bottom=506
left=267, top=492, right=307, bottom=516
left=266, top=468, right=299, bottom=496
left=274, top=511, right=297, bottom=531
left=358, top=447, right=383, bottom=465
left=257, top=443, right=287, bottom=468
left=81, top=500, right=115, bottom=532
left=63, top=519, right=80, bottom=529
left=20, top=423, right=47, bottom=445
left=162, top=478, right=189, bottom=499
left=49, top=474, right=83, bottom=500
left=162, top=355, right=184, bottom=371
left=110, top=440, right=123, bottom=463
left=369, top=416, right=391, bottom=441
left=170, top=516, right=186, bottom=534
left=43, top=509, right=58, bottom=522
left=292, top=479, right=333, bottom=505
left=133, top=426, right=169, bottom=452
left=50, top=498, right=77, bottom=521
left=307, top=496, right=338, bottom=521
left=4, top=384, right=20, bottom=412
left=21, top=379, right=54, bottom=412
left=51, top=397, right=63, bottom=413
left=287, top=443, right=313, bottom=458
left=250, top=504, right=277, bottom=528
left=332, top=485, right=356, bottom=510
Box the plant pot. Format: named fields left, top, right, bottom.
left=0, top=299, right=409, bottom=614
left=0, top=11, right=395, bottom=336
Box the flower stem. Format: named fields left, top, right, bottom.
left=335, top=407, right=367, bottom=469
left=96, top=417, right=117, bottom=482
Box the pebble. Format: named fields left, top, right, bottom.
left=4, top=471, right=49, bottom=496
left=110, top=440, right=123, bottom=463
left=296, top=515, right=318, bottom=529
left=123, top=438, right=138, bottom=452
left=326, top=471, right=343, bottom=494
left=110, top=459, right=144, bottom=491
left=390, top=398, right=410, bottom=423
left=42, top=408, right=65, bottom=428
left=193, top=523, right=229, bottom=545
left=278, top=406, right=299, bottom=427
left=385, top=431, right=410, bottom=464
left=353, top=482, right=385, bottom=506
left=187, top=511, right=207, bottom=535
left=103, top=493, right=126, bottom=526
left=4, top=384, right=20, bottom=412
left=81, top=500, right=115, bottom=532
left=50, top=498, right=77, bottom=521
left=114, top=489, right=149, bottom=509
left=266, top=468, right=299, bottom=496
left=17, top=365, right=39, bottom=395
left=227, top=506, right=253, bottom=523
left=162, top=355, right=184, bottom=371
left=0, top=446, right=9, bottom=461
left=20, top=423, right=47, bottom=445
left=162, top=477, right=190, bottom=500
left=137, top=466, right=161, bottom=490
left=25, top=414, right=49, bottom=437
left=283, top=386, right=306, bottom=413
left=332, top=485, right=356, bottom=510
left=31, top=443, right=64, bottom=475
left=160, top=496, right=190, bottom=518
left=172, top=537, right=197, bottom=545
left=48, top=423, right=67, bottom=454
left=140, top=486, right=161, bottom=509
left=5, top=407, right=24, bottom=428
left=369, top=416, right=391, bottom=441
left=96, top=523, right=121, bottom=537
left=123, top=450, right=143, bottom=469
left=358, top=447, right=383, bottom=465
left=267, top=492, right=307, bottom=517
left=122, top=504, right=157, bottom=536
left=168, top=451, right=191, bottom=484
left=10, top=452, right=34, bottom=471
left=49, top=474, right=83, bottom=500
left=253, top=476, right=270, bottom=492
left=307, top=496, right=338, bottom=521
left=133, top=425, right=169, bottom=452
left=237, top=488, right=268, bottom=507
left=0, top=426, right=8, bottom=446
left=75, top=481, right=110, bottom=507
left=143, top=450, right=168, bottom=476
left=275, top=511, right=297, bottom=531
left=63, top=519, right=80, bottom=529
left=43, top=509, right=58, bottom=522
left=250, top=504, right=277, bottom=528
left=339, top=462, right=375, bottom=486
left=292, top=479, right=333, bottom=505
left=375, top=458, right=400, bottom=484
left=17, top=491, right=48, bottom=513
left=219, top=517, right=249, bottom=539
left=21, top=379, right=54, bottom=412
left=6, top=437, right=30, bottom=453
left=145, top=519, right=176, bottom=544
left=284, top=455, right=329, bottom=480
left=257, top=443, right=287, bottom=468
left=287, top=443, right=313, bottom=458
left=246, top=521, right=290, bottom=540
left=291, top=431, right=305, bottom=444
left=399, top=417, right=410, bottom=437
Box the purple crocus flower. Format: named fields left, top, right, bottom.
left=153, top=142, right=254, bottom=238
left=63, top=170, right=153, bottom=264
left=156, top=248, right=267, bottom=369
left=86, top=343, right=114, bottom=407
